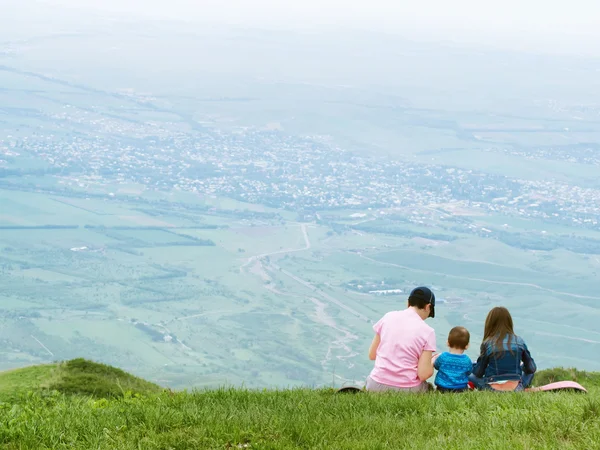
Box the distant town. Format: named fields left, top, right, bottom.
left=2, top=111, right=599, bottom=232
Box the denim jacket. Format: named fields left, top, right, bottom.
left=472, top=334, right=536, bottom=383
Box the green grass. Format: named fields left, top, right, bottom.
left=0, top=364, right=56, bottom=401
left=1, top=361, right=599, bottom=449
left=0, top=359, right=161, bottom=403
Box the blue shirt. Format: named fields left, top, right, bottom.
left=434, top=352, right=473, bottom=389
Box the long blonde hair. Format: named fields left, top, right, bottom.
left=483, top=307, right=515, bottom=353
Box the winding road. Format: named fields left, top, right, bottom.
left=240, top=223, right=371, bottom=373
left=240, top=224, right=311, bottom=270
left=242, top=223, right=370, bottom=323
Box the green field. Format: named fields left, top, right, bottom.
left=0, top=188, right=363, bottom=388
left=1, top=184, right=600, bottom=389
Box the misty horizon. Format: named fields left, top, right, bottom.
left=3, top=0, right=600, bottom=57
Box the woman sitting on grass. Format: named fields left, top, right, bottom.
left=366, top=286, right=436, bottom=393
left=469, top=306, right=537, bottom=391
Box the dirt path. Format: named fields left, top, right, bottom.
left=239, top=223, right=367, bottom=370
left=270, top=262, right=371, bottom=323
left=532, top=331, right=600, bottom=345
left=520, top=318, right=600, bottom=337
left=310, top=298, right=359, bottom=370
left=167, top=309, right=238, bottom=323
left=31, top=335, right=54, bottom=357
left=240, top=224, right=311, bottom=271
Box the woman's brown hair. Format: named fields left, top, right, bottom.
left=483, top=307, right=515, bottom=353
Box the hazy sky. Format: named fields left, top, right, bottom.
left=30, top=0, right=600, bottom=55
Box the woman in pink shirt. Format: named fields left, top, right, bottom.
left=366, top=286, right=437, bottom=393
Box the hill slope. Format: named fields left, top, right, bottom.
left=1, top=361, right=599, bottom=449
left=0, top=358, right=161, bottom=402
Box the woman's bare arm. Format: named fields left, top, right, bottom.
left=368, top=334, right=381, bottom=360
left=417, top=350, right=434, bottom=381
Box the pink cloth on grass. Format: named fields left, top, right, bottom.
left=369, top=308, right=436, bottom=388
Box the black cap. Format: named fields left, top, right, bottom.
left=408, top=286, right=435, bottom=318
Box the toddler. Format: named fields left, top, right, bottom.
left=433, top=326, right=473, bottom=393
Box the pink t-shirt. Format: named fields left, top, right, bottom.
left=369, top=308, right=437, bottom=388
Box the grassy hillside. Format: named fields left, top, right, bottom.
left=0, top=359, right=161, bottom=402
left=1, top=360, right=599, bottom=449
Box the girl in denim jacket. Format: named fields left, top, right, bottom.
left=469, top=307, right=536, bottom=391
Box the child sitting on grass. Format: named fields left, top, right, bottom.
left=470, top=306, right=536, bottom=391
left=433, top=326, right=473, bottom=393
